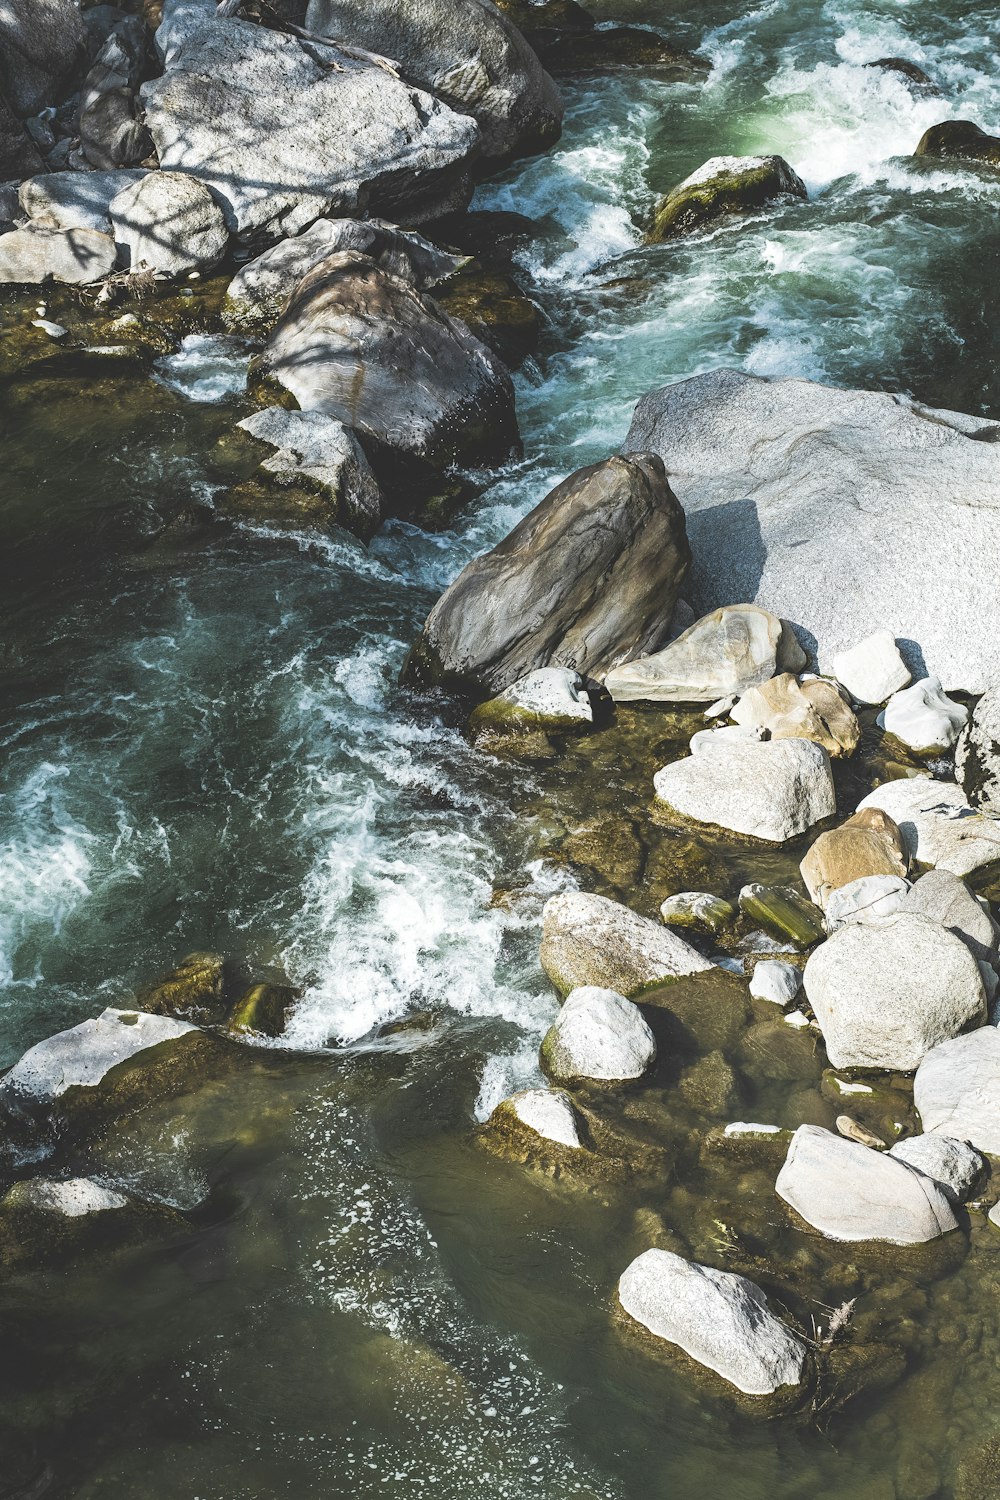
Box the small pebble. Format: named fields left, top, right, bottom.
left=749, top=959, right=802, bottom=1007
left=836, top=1114, right=884, bottom=1149
left=32, top=318, right=68, bottom=340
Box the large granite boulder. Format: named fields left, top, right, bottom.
left=775, top=1124, right=957, bottom=1243
left=540, top=891, right=712, bottom=998
left=406, top=454, right=691, bottom=696
left=0, top=226, right=118, bottom=285
left=304, top=0, right=563, bottom=166
left=653, top=736, right=836, bottom=843
left=914, top=1028, right=1000, bottom=1154
left=604, top=604, right=803, bottom=704
left=0, top=0, right=86, bottom=117
left=902, top=869, right=1000, bottom=975
left=80, top=15, right=153, bottom=169
left=648, top=154, right=806, bottom=243
left=856, top=777, right=1000, bottom=881
left=804, top=912, right=986, bottom=1071
left=142, top=10, right=480, bottom=240
left=20, top=169, right=147, bottom=235
left=110, top=171, right=229, bottom=274
left=540, top=985, right=656, bottom=1085
left=622, top=369, right=1000, bottom=691
left=617, top=1248, right=809, bottom=1397
left=799, top=806, right=908, bottom=908
left=956, top=684, right=1000, bottom=815
left=258, top=250, right=518, bottom=480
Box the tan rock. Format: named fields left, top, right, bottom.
left=800, top=806, right=908, bottom=908
left=731, top=673, right=861, bottom=758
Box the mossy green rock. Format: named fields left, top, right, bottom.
left=677, top=1050, right=742, bottom=1116
left=228, top=982, right=299, bottom=1038
left=739, top=883, right=825, bottom=948
left=648, top=154, right=807, bottom=243
left=138, top=951, right=227, bottom=1023
left=435, top=268, right=540, bottom=368
left=915, top=120, right=1000, bottom=168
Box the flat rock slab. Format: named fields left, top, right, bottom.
left=0, top=1008, right=196, bottom=1110
left=775, top=1124, right=957, bottom=1243
left=20, top=170, right=146, bottom=235
left=0, top=226, right=118, bottom=285
left=914, top=1027, right=1000, bottom=1155
left=540, top=890, right=713, bottom=998
left=618, top=1247, right=809, bottom=1396
left=654, top=736, right=836, bottom=843
left=857, top=777, right=1000, bottom=880
left=622, top=369, right=1000, bottom=692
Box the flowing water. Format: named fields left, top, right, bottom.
left=2, top=0, right=1000, bottom=1494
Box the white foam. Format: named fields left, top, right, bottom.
left=152, top=333, right=251, bottom=403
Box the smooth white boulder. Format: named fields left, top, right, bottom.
left=0, top=227, right=118, bottom=285
left=4, top=1177, right=129, bottom=1216
left=654, top=736, right=836, bottom=843
left=832, top=631, right=911, bottom=706
left=0, top=1008, right=196, bottom=1109
left=888, top=1134, right=983, bottom=1204
left=540, top=891, right=713, bottom=998
left=540, top=986, right=656, bottom=1084
left=804, top=912, right=986, bottom=1070
left=235, top=407, right=383, bottom=540
left=506, top=1087, right=581, bottom=1148
left=880, top=676, right=968, bottom=753
left=857, top=777, right=1000, bottom=880
left=110, top=170, right=229, bottom=274
left=749, top=959, right=802, bottom=1006
left=617, top=1248, right=809, bottom=1396
left=823, top=874, right=910, bottom=931
left=489, top=667, right=593, bottom=727
left=775, top=1124, right=957, bottom=1243
left=605, top=604, right=803, bottom=704
left=914, top=1028, right=1000, bottom=1154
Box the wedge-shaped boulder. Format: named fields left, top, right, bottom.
left=541, top=986, right=655, bottom=1084
left=618, top=1248, right=809, bottom=1396
left=888, top=1134, right=983, bottom=1204
left=776, top=1124, right=957, bottom=1243
left=305, top=0, right=563, bottom=166
left=622, top=369, right=1000, bottom=692
left=604, top=604, right=802, bottom=704
left=231, top=407, right=383, bottom=541
left=856, top=777, right=1000, bottom=881
left=494, top=1087, right=581, bottom=1147
left=902, top=869, right=1000, bottom=972
left=654, top=737, right=836, bottom=843
left=731, top=673, right=860, bottom=757
left=831, top=629, right=910, bottom=705
left=914, top=1028, right=1000, bottom=1155
left=406, top=454, right=690, bottom=696
left=804, top=912, right=986, bottom=1071
left=540, top=890, right=713, bottom=998
left=648, top=154, right=806, bottom=242
left=800, top=806, right=908, bottom=908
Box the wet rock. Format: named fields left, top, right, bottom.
left=617, top=1247, right=809, bottom=1396
left=914, top=1027, right=1000, bottom=1154
left=823, top=874, right=910, bottom=931
left=0, top=0, right=86, bottom=116
left=20, top=169, right=147, bottom=235
left=738, top=1016, right=818, bottom=1083
left=540, top=985, right=656, bottom=1085
left=559, top=815, right=644, bottom=891
left=832, top=629, right=911, bottom=706
left=749, top=959, right=802, bottom=1007
left=915, top=120, right=1000, bottom=168
left=648, top=154, right=807, bottom=242
left=956, top=683, right=1000, bottom=814
left=468, top=667, right=593, bottom=744
left=622, top=369, right=1000, bottom=692
left=143, top=11, right=480, bottom=240
left=804, top=912, right=986, bottom=1070
left=3, top=1176, right=128, bottom=1216
left=888, top=1134, right=983, bottom=1204
left=880, top=676, right=968, bottom=754
left=800, top=805, right=908, bottom=908
left=775, top=1124, right=957, bottom=1243
left=258, top=251, right=518, bottom=480
left=80, top=15, right=153, bottom=169
left=110, top=171, right=228, bottom=275
left=739, top=884, right=826, bottom=947
left=646, top=968, right=751, bottom=1053
left=434, top=268, right=541, bottom=369
left=0, top=226, right=118, bottom=285
left=225, top=218, right=464, bottom=330
left=536, top=26, right=707, bottom=77
left=654, top=738, right=836, bottom=844
left=678, top=1050, right=740, bottom=1116
left=304, top=0, right=563, bottom=167
left=857, top=776, right=1000, bottom=881
left=406, top=454, right=690, bottom=697
left=863, top=57, right=938, bottom=93
left=731, top=673, right=860, bottom=757
left=836, top=1114, right=884, bottom=1149
left=660, top=891, right=735, bottom=936
left=227, top=982, right=298, bottom=1038
left=490, top=1086, right=581, bottom=1148
left=540, top=890, right=713, bottom=999
left=604, top=604, right=802, bottom=704
left=138, top=950, right=227, bottom=1023
left=228, top=406, right=383, bottom=541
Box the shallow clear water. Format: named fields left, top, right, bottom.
left=2, top=0, right=1000, bottom=1494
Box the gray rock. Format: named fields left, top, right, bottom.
left=504, top=1087, right=581, bottom=1147
left=143, top=12, right=480, bottom=239
left=110, top=170, right=228, bottom=274
left=832, top=630, right=911, bottom=706
left=406, top=454, right=691, bottom=697
left=622, top=369, right=1000, bottom=692
left=823, top=874, right=911, bottom=931
left=234, top=406, right=383, bottom=540
left=804, top=911, right=986, bottom=1071
left=956, top=684, right=1000, bottom=815
left=888, top=1134, right=983, bottom=1204
left=749, top=960, right=802, bottom=1007
left=4, top=1176, right=129, bottom=1216
left=775, top=1124, right=957, bottom=1243
left=857, top=777, right=1000, bottom=881
left=914, top=1027, right=1000, bottom=1155
left=0, top=1008, right=196, bottom=1111
left=540, top=985, right=656, bottom=1084
left=902, top=869, right=999, bottom=971
left=880, top=676, right=968, bottom=753
left=0, top=0, right=86, bottom=116
left=653, top=736, right=836, bottom=844
left=225, top=217, right=465, bottom=327
left=617, top=1247, right=808, bottom=1396
left=0, top=89, right=43, bottom=182
left=469, top=666, right=593, bottom=738
left=540, top=890, right=713, bottom=999
left=80, top=16, right=153, bottom=169
left=258, top=250, right=519, bottom=475
left=604, top=603, right=803, bottom=704
left=304, top=0, right=563, bottom=165
left=0, top=225, right=118, bottom=284
left=20, top=169, right=146, bottom=234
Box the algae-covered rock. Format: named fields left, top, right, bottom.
left=228, top=982, right=299, bottom=1038
left=915, top=120, right=1000, bottom=168
left=434, top=268, right=541, bottom=368
left=560, top=815, right=644, bottom=892
left=677, top=1050, right=741, bottom=1117
left=3, top=1176, right=128, bottom=1217
left=484, top=1087, right=582, bottom=1162
left=660, top=891, right=735, bottom=936
left=739, top=884, right=825, bottom=948
left=643, top=968, right=751, bottom=1053
left=540, top=985, right=656, bottom=1085
left=468, top=667, right=593, bottom=746
left=648, top=155, right=806, bottom=243
left=138, top=950, right=227, bottom=1023
left=955, top=1436, right=1000, bottom=1500
left=540, top=890, right=713, bottom=998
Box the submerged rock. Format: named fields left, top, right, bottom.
left=775, top=1124, right=957, bottom=1243
left=406, top=454, right=690, bottom=696
left=3, top=1176, right=128, bottom=1216
left=880, top=676, right=968, bottom=754
left=738, top=884, right=825, bottom=947
left=865, top=57, right=940, bottom=95
left=540, top=891, right=713, bottom=999
left=617, top=1247, right=809, bottom=1397
left=0, top=226, right=118, bottom=285
left=227, top=982, right=298, bottom=1038
left=653, top=737, right=836, bottom=844
left=20, top=169, right=147, bottom=235
left=648, top=154, right=807, bottom=242
left=622, top=369, right=1000, bottom=692
left=433, top=268, right=541, bottom=369
left=537, top=26, right=707, bottom=76
left=804, top=912, right=986, bottom=1071
left=660, top=891, right=735, bottom=935
left=604, top=604, right=802, bottom=705
left=915, top=120, right=1000, bottom=168
left=138, top=950, right=227, bottom=1023
left=888, top=1134, right=983, bottom=1204
left=856, top=777, right=1000, bottom=881
left=540, top=985, right=656, bottom=1085
left=956, top=683, right=1000, bottom=815
left=304, top=0, right=563, bottom=166
left=110, top=171, right=229, bottom=275
left=800, top=806, right=908, bottom=908
left=914, top=1027, right=1000, bottom=1154
left=731, top=673, right=860, bottom=757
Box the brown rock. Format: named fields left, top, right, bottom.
left=799, top=806, right=908, bottom=908
left=731, top=673, right=861, bottom=758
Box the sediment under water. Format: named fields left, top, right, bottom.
left=2, top=0, right=1000, bottom=1494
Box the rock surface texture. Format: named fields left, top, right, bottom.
left=623, top=370, right=1000, bottom=691
left=648, top=154, right=807, bottom=242
left=0, top=0, right=86, bottom=117
left=110, top=171, right=228, bottom=274
left=540, top=985, right=656, bottom=1084
left=540, top=891, right=713, bottom=998
left=653, top=737, right=836, bottom=843
left=604, top=604, right=802, bottom=704
left=956, top=684, right=1000, bottom=815
left=888, top=1134, right=983, bottom=1204
left=0, top=1009, right=196, bottom=1111
left=914, top=1028, right=1000, bottom=1154
left=234, top=406, right=383, bottom=540
left=857, top=777, right=1000, bottom=881
left=0, top=227, right=118, bottom=285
